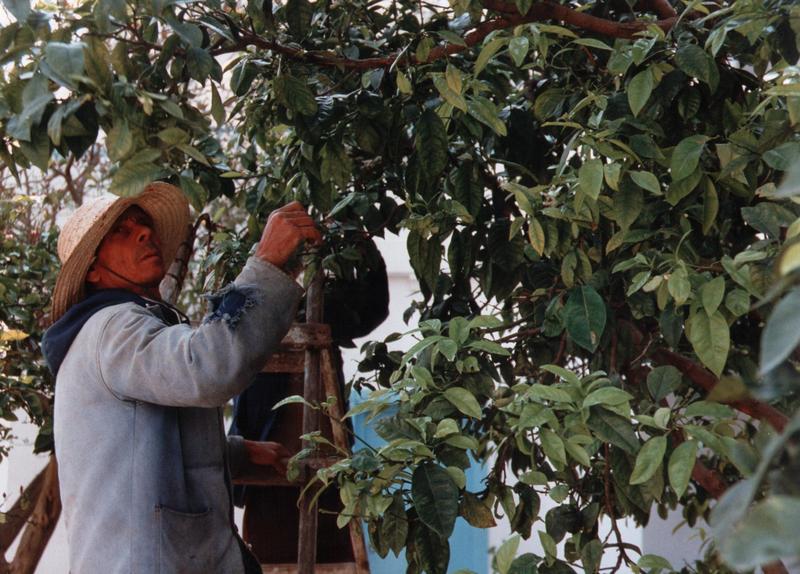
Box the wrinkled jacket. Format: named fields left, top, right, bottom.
left=54, top=257, right=303, bottom=574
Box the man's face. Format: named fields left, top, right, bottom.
left=85, top=206, right=166, bottom=294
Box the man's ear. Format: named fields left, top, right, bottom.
left=85, top=262, right=101, bottom=285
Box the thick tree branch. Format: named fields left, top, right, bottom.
left=212, top=1, right=683, bottom=70
left=651, top=348, right=789, bottom=432
left=7, top=456, right=61, bottom=574
left=0, top=465, right=47, bottom=552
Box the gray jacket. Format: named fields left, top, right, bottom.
left=54, top=257, right=303, bottom=573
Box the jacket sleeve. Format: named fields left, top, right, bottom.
left=227, top=434, right=248, bottom=479
left=95, top=257, right=304, bottom=407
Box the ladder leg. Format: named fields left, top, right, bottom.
left=298, top=271, right=324, bottom=574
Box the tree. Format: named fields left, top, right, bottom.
left=1, top=0, right=799, bottom=572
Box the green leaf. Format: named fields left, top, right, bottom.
left=186, top=47, right=214, bottom=83
left=381, top=493, right=408, bottom=556
left=538, top=531, right=557, bottom=559
left=167, top=17, right=203, bottom=48
left=647, top=366, right=682, bottom=402
left=581, top=540, right=602, bottom=573
left=415, top=109, right=449, bottom=182
left=320, top=141, right=352, bottom=188
left=444, top=387, right=483, bottom=419
left=700, top=276, right=725, bottom=316
left=534, top=88, right=566, bottom=121
left=565, top=438, right=591, bottom=467
left=466, top=96, right=507, bottom=136
left=668, top=440, right=697, bottom=498
left=467, top=339, right=510, bottom=356
left=157, top=127, right=189, bottom=146
left=414, top=525, right=450, bottom=574
left=703, top=178, right=719, bottom=234
left=717, top=496, right=800, bottom=569
left=686, top=309, right=730, bottom=376
left=508, top=36, right=529, bottom=67
left=474, top=37, right=506, bottom=75
left=675, top=44, right=718, bottom=90
left=411, top=462, right=459, bottom=538
left=107, top=120, right=133, bottom=161
left=6, top=74, right=53, bottom=142
left=44, top=42, right=85, bottom=86
left=495, top=535, right=521, bottom=574
left=563, top=285, right=606, bottom=352
left=285, top=0, right=313, bottom=38
left=628, top=68, right=653, bottom=117
left=540, top=364, right=581, bottom=386
left=666, top=167, right=703, bottom=206
left=629, top=170, right=661, bottom=195
left=433, top=74, right=467, bottom=112
left=396, top=70, right=413, bottom=94
left=110, top=160, right=164, bottom=197
left=724, top=289, right=749, bottom=317
left=684, top=400, right=734, bottom=419
left=541, top=429, right=566, bottom=467
left=573, top=38, right=612, bottom=51
left=527, top=384, right=573, bottom=403
left=587, top=408, right=640, bottom=454
left=271, top=394, right=312, bottom=409
left=671, top=136, right=709, bottom=181
left=763, top=142, right=800, bottom=171
left=159, top=99, right=184, bottom=119
left=614, top=179, right=643, bottom=230
left=179, top=176, right=208, bottom=211
left=760, top=287, right=800, bottom=373
left=638, top=554, right=673, bottom=571
left=583, top=387, right=634, bottom=409
left=630, top=435, right=666, bottom=485
left=579, top=158, right=603, bottom=200
left=508, top=554, right=539, bottom=574
left=407, top=231, right=442, bottom=295
left=667, top=266, right=690, bottom=306
left=514, top=0, right=532, bottom=14
left=273, top=75, right=318, bottom=116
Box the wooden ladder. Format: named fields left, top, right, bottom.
left=234, top=274, right=371, bottom=574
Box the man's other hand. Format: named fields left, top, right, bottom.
left=243, top=440, right=291, bottom=476
left=255, top=201, right=322, bottom=275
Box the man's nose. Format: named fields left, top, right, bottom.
left=135, top=224, right=154, bottom=244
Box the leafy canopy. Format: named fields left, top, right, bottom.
left=2, top=0, right=800, bottom=571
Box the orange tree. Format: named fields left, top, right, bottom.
left=1, top=0, right=799, bottom=571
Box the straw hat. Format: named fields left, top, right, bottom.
left=50, top=182, right=191, bottom=322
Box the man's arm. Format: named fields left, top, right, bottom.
left=95, top=257, right=303, bottom=407
left=94, top=202, right=322, bottom=407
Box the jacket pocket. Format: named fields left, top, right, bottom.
left=156, top=505, right=217, bottom=573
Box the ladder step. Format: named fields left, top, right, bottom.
left=261, top=563, right=359, bottom=574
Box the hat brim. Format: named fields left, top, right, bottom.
left=50, top=182, right=191, bottom=323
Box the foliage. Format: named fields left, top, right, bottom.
left=2, top=0, right=800, bottom=571
left=0, top=188, right=60, bottom=457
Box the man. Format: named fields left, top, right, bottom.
left=41, top=182, right=321, bottom=573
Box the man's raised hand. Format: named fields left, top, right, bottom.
left=255, top=201, right=322, bottom=275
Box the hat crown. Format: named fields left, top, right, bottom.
left=57, top=195, right=120, bottom=263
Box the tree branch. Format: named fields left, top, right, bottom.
left=0, top=466, right=47, bottom=552
left=651, top=348, right=789, bottom=432
left=4, top=456, right=60, bottom=574
left=211, top=1, right=684, bottom=70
